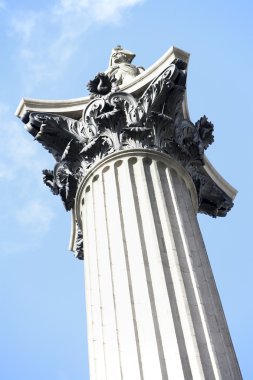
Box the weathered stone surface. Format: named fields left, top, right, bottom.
left=75, top=150, right=242, bottom=380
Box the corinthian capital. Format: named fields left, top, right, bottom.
left=19, top=47, right=236, bottom=258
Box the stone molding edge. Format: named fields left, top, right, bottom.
left=203, top=156, right=237, bottom=200
left=69, top=149, right=198, bottom=256
left=69, top=208, right=78, bottom=254
left=15, top=46, right=190, bottom=120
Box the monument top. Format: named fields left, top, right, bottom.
left=16, top=46, right=237, bottom=258
left=15, top=46, right=189, bottom=120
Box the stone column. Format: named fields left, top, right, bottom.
left=19, top=49, right=242, bottom=379
left=75, top=149, right=241, bottom=380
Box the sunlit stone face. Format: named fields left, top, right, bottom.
left=111, top=51, right=132, bottom=65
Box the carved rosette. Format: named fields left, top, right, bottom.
left=22, top=59, right=233, bottom=259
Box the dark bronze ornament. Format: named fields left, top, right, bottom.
left=87, top=72, right=113, bottom=96
left=21, top=58, right=233, bottom=259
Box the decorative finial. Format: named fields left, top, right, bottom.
left=114, top=45, right=123, bottom=50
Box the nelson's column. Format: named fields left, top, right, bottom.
left=16, top=46, right=242, bottom=379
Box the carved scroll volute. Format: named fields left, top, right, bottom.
left=20, top=52, right=234, bottom=259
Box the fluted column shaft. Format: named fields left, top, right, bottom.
left=75, top=150, right=241, bottom=380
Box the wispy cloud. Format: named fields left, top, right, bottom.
left=10, top=13, right=40, bottom=44
left=92, top=0, right=144, bottom=22
left=54, top=0, right=143, bottom=21
left=16, top=200, right=54, bottom=234
left=54, top=0, right=90, bottom=15
left=0, top=101, right=9, bottom=116
left=10, top=0, right=144, bottom=92
left=0, top=162, right=13, bottom=180
left=0, top=101, right=55, bottom=254
left=0, top=0, right=6, bottom=10
left=1, top=117, right=52, bottom=180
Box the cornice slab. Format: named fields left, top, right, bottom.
left=15, top=46, right=190, bottom=120
left=203, top=156, right=237, bottom=200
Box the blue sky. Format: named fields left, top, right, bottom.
left=0, top=0, right=252, bottom=379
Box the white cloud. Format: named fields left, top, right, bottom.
left=16, top=200, right=54, bottom=233
left=54, top=0, right=143, bottom=21
left=1, top=118, right=52, bottom=178
left=92, top=0, right=144, bottom=22
left=54, top=0, right=90, bottom=14
left=11, top=14, right=39, bottom=44
left=0, top=101, right=9, bottom=116
left=0, top=0, right=6, bottom=10
left=0, top=104, right=50, bottom=170
left=0, top=105, right=56, bottom=254
left=10, top=0, right=144, bottom=92
left=0, top=162, right=14, bottom=180
left=0, top=102, right=55, bottom=240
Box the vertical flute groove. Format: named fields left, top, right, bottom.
left=129, top=159, right=169, bottom=380
left=88, top=183, right=107, bottom=379
left=92, top=179, right=108, bottom=379
left=101, top=169, right=123, bottom=380
left=155, top=162, right=193, bottom=379
left=148, top=160, right=205, bottom=379
left=167, top=168, right=217, bottom=379
left=115, top=161, right=144, bottom=380
left=165, top=167, right=221, bottom=380
left=83, top=223, right=96, bottom=378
